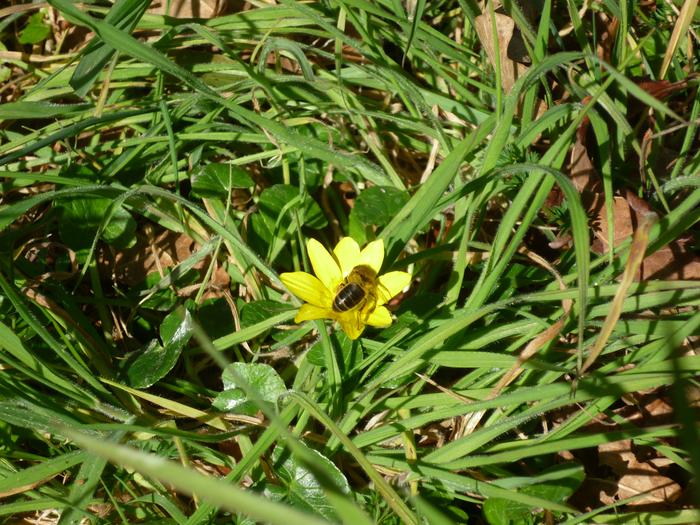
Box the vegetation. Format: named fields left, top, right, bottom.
left=1, top=0, right=699, bottom=523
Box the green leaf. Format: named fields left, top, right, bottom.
left=0, top=321, right=84, bottom=400
left=483, top=497, right=535, bottom=525
left=190, top=163, right=254, bottom=199
left=0, top=43, right=9, bottom=84
left=261, top=185, right=326, bottom=228
left=212, top=362, right=287, bottom=416
left=18, top=11, right=51, bottom=45
left=380, top=129, right=490, bottom=260
left=160, top=308, right=195, bottom=352
left=483, top=463, right=584, bottom=525
left=252, top=184, right=327, bottom=244
left=197, top=298, right=236, bottom=340
left=306, top=331, right=359, bottom=372
left=265, top=444, right=351, bottom=521
left=125, top=309, right=193, bottom=388
left=258, top=37, right=316, bottom=81
left=137, top=272, right=178, bottom=310
left=350, top=186, right=410, bottom=227
left=240, top=300, right=295, bottom=329
left=57, top=197, right=137, bottom=250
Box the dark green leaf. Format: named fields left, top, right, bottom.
left=190, top=163, right=254, bottom=198
left=240, top=300, right=295, bottom=329
left=137, top=272, right=178, bottom=310
left=306, top=331, right=360, bottom=373
left=522, top=463, right=584, bottom=503
left=125, top=310, right=193, bottom=388
left=57, top=197, right=137, bottom=250
left=212, top=362, right=286, bottom=416
left=483, top=497, right=534, bottom=525
left=351, top=186, right=409, bottom=227
left=483, top=463, right=584, bottom=525
left=160, top=308, right=195, bottom=352
left=197, top=298, right=236, bottom=340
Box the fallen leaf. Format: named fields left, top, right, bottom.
left=97, top=227, right=229, bottom=296
left=596, top=13, right=619, bottom=63
left=474, top=11, right=529, bottom=94
left=564, top=119, right=700, bottom=280
left=147, top=0, right=226, bottom=18
left=569, top=118, right=603, bottom=198
left=598, top=439, right=682, bottom=507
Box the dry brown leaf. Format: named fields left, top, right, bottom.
left=474, top=11, right=529, bottom=94
left=147, top=0, right=226, bottom=18
left=569, top=119, right=603, bottom=199
left=565, top=120, right=700, bottom=280
left=97, top=228, right=229, bottom=296
left=637, top=78, right=695, bottom=101
left=598, top=439, right=682, bottom=507
left=607, top=394, right=676, bottom=428
left=591, top=191, right=700, bottom=280
left=596, top=13, right=619, bottom=63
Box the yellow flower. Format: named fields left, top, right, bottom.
left=280, top=238, right=412, bottom=340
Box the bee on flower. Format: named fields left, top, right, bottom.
left=280, top=238, right=411, bottom=340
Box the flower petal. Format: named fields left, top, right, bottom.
left=377, top=271, right=412, bottom=305
left=357, top=239, right=384, bottom=273
left=366, top=305, right=392, bottom=327
left=337, top=314, right=365, bottom=340
left=280, top=272, right=331, bottom=307
left=295, top=303, right=332, bottom=323
left=307, top=238, right=342, bottom=291
left=333, top=237, right=360, bottom=277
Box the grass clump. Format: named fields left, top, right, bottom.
left=1, top=0, right=699, bottom=523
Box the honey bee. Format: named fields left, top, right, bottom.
left=332, top=265, right=378, bottom=313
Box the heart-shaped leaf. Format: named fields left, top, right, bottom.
left=212, top=362, right=286, bottom=416
left=350, top=186, right=409, bottom=227
left=251, top=184, right=327, bottom=244
left=191, top=163, right=254, bottom=198
left=57, top=197, right=136, bottom=250
left=264, top=444, right=351, bottom=521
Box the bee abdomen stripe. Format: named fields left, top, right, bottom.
left=332, top=283, right=366, bottom=312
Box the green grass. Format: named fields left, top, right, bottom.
left=1, top=0, right=700, bottom=523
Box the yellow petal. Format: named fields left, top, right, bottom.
left=377, top=271, right=411, bottom=305
left=280, top=272, right=331, bottom=307
left=307, top=238, right=342, bottom=291
left=333, top=237, right=360, bottom=277
left=366, top=305, right=392, bottom=327
left=338, top=315, right=365, bottom=340
left=295, top=303, right=332, bottom=323
left=358, top=239, right=384, bottom=273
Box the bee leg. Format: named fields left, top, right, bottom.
left=359, top=296, right=377, bottom=328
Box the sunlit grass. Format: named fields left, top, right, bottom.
left=1, top=0, right=699, bottom=523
